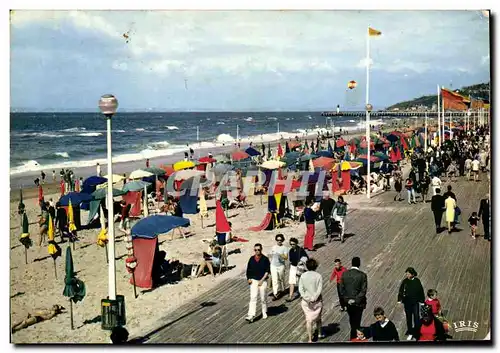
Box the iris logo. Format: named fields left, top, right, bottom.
left=452, top=320, right=479, bottom=332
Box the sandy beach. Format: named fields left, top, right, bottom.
left=9, top=121, right=414, bottom=344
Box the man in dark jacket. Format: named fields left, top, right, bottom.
left=339, top=257, right=368, bottom=339
left=55, top=202, right=68, bottom=241
left=245, top=243, right=270, bottom=323
left=320, top=193, right=335, bottom=240
left=430, top=188, right=445, bottom=233
left=478, top=194, right=490, bottom=240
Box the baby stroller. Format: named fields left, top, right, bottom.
left=329, top=218, right=344, bottom=243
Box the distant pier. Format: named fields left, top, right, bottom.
left=322, top=111, right=472, bottom=118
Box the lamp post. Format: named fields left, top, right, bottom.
left=98, top=94, right=125, bottom=330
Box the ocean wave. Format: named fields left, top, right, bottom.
left=61, top=127, right=86, bottom=132
left=244, top=117, right=253, bottom=122
left=216, top=121, right=225, bottom=125
left=135, top=128, right=146, bottom=131
left=78, top=132, right=103, bottom=137
left=267, top=117, right=278, bottom=121
left=216, top=133, right=235, bottom=143
left=114, top=130, right=126, bottom=133
left=165, top=126, right=179, bottom=130
left=147, top=141, right=171, bottom=150
left=15, top=132, right=65, bottom=138
left=54, top=152, right=70, bottom=158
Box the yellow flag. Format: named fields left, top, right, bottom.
left=369, top=27, right=382, bottom=36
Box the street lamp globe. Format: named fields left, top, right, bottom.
left=98, top=94, right=118, bottom=116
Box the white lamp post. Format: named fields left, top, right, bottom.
left=98, top=94, right=118, bottom=302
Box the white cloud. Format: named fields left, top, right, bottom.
left=481, top=54, right=490, bottom=65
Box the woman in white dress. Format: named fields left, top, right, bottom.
left=299, top=258, right=324, bottom=343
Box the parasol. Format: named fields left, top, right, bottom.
left=129, top=169, right=154, bottom=179
left=198, top=156, right=217, bottom=164
left=260, top=160, right=286, bottom=170
left=173, top=160, right=196, bottom=171
left=103, top=174, right=125, bottom=183
left=333, top=160, right=363, bottom=171
left=19, top=212, right=32, bottom=263
left=92, top=187, right=126, bottom=200
left=317, top=150, right=334, bottom=158
left=131, top=215, right=190, bottom=238
left=160, top=164, right=176, bottom=176
left=312, top=156, right=336, bottom=170
left=299, top=154, right=317, bottom=162
left=47, top=214, right=61, bottom=279
left=122, top=180, right=151, bottom=193
left=174, top=169, right=205, bottom=181
left=244, top=147, right=261, bottom=157
left=231, top=150, right=251, bottom=161
left=144, top=167, right=167, bottom=176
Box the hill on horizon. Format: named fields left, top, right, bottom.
left=386, top=82, right=490, bottom=110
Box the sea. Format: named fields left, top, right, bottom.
left=10, top=112, right=387, bottom=179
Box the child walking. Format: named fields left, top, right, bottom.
left=468, top=212, right=480, bottom=239
left=424, top=289, right=442, bottom=317
left=329, top=259, right=347, bottom=311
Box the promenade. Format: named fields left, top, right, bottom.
left=140, top=177, right=490, bottom=343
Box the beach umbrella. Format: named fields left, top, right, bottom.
left=159, top=164, right=175, bottom=176
left=299, top=154, right=317, bottom=162
left=103, top=174, right=125, bottom=183
left=317, top=150, right=333, bottom=158
left=144, top=167, right=166, bottom=176
left=244, top=147, right=261, bottom=157
left=38, top=185, right=44, bottom=204
left=349, top=137, right=361, bottom=145
left=199, top=189, right=208, bottom=228
left=131, top=215, right=190, bottom=238
left=173, top=160, right=195, bottom=171
left=231, top=150, right=251, bottom=161
left=92, top=187, right=126, bottom=200
left=129, top=169, right=154, bottom=179
left=214, top=154, right=231, bottom=163
left=284, top=151, right=301, bottom=162
left=122, top=180, right=151, bottom=193
left=63, top=246, right=86, bottom=330
left=19, top=212, right=32, bottom=264
left=386, top=134, right=399, bottom=142
left=198, top=156, right=217, bottom=164
left=260, top=160, right=286, bottom=170
left=47, top=214, right=61, bottom=279
left=59, top=192, right=93, bottom=207
left=285, top=142, right=290, bottom=154
left=373, top=152, right=389, bottom=160
left=288, top=141, right=301, bottom=150
left=267, top=143, right=272, bottom=160
left=96, top=205, right=109, bottom=263
left=360, top=140, right=375, bottom=149
left=333, top=160, right=363, bottom=171
left=356, top=155, right=381, bottom=164
left=312, top=156, right=335, bottom=170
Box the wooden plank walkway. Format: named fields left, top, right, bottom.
left=142, top=177, right=491, bottom=343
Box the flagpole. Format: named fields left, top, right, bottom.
left=442, top=87, right=445, bottom=143
left=366, top=26, right=371, bottom=199
left=424, top=112, right=428, bottom=152
left=437, top=85, right=441, bottom=148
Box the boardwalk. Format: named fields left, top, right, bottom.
left=142, top=178, right=491, bottom=343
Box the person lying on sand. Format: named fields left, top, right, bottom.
left=11, top=305, right=66, bottom=333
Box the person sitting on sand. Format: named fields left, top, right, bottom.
left=197, top=242, right=222, bottom=277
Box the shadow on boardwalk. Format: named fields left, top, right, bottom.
left=141, top=177, right=491, bottom=344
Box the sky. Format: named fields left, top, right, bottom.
left=10, top=10, right=490, bottom=112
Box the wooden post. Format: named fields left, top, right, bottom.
left=105, top=243, right=109, bottom=263
left=24, top=248, right=28, bottom=265
left=132, top=272, right=138, bottom=299
left=200, top=215, right=204, bottom=229
left=70, top=299, right=74, bottom=330
left=53, top=259, right=57, bottom=279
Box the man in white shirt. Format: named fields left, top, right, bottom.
left=471, top=158, right=480, bottom=182
left=96, top=163, right=101, bottom=177
left=270, top=234, right=288, bottom=300
left=431, top=176, right=441, bottom=196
